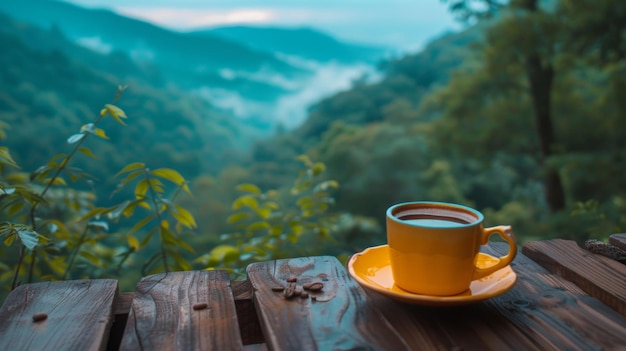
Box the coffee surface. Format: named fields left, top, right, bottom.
left=400, top=217, right=467, bottom=227
left=392, top=206, right=478, bottom=226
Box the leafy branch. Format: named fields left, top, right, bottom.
left=1, top=87, right=130, bottom=289
left=79, top=163, right=197, bottom=276
left=196, top=155, right=339, bottom=276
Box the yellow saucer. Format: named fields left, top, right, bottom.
left=347, top=245, right=517, bottom=306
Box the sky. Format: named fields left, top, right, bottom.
left=66, top=0, right=462, bottom=50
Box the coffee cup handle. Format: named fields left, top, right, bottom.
left=473, top=225, right=517, bottom=280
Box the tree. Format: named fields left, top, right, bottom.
left=440, top=0, right=626, bottom=212
left=458, top=0, right=562, bottom=212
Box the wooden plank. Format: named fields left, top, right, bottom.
left=609, top=233, right=626, bottom=251
left=0, top=279, right=118, bottom=351
left=113, top=292, right=135, bottom=316
left=247, top=256, right=411, bottom=351
left=119, top=270, right=243, bottom=351
left=358, top=243, right=626, bottom=350
left=523, top=239, right=626, bottom=316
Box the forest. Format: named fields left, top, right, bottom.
left=1, top=0, right=625, bottom=298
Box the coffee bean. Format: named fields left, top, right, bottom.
left=314, top=295, right=333, bottom=302
left=286, top=276, right=298, bottom=283
left=302, top=282, right=312, bottom=290
left=271, top=286, right=285, bottom=292
left=300, top=291, right=309, bottom=299
left=284, top=282, right=297, bottom=299
left=193, top=303, right=208, bottom=310
left=32, top=312, right=47, bottom=322
left=307, top=282, right=324, bottom=291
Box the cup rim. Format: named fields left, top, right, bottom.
left=387, top=201, right=483, bottom=228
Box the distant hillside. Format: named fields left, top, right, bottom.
left=0, top=0, right=387, bottom=129
left=0, top=12, right=258, bottom=195
left=194, top=26, right=388, bottom=64
left=0, top=0, right=300, bottom=75
left=0, top=0, right=314, bottom=117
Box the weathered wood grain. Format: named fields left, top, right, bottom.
left=119, top=270, right=243, bottom=351
left=609, top=233, right=626, bottom=251
left=0, top=279, right=118, bottom=351
left=352, top=243, right=626, bottom=351
left=110, top=280, right=263, bottom=346
left=523, top=239, right=626, bottom=316
left=247, top=256, right=411, bottom=351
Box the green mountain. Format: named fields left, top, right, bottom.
left=0, top=0, right=298, bottom=75
left=0, top=0, right=310, bottom=111
left=0, top=11, right=258, bottom=199
left=194, top=26, right=388, bottom=64
left=0, top=0, right=390, bottom=130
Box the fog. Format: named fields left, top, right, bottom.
left=196, top=57, right=381, bottom=129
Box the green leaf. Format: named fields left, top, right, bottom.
left=78, top=147, right=96, bottom=158
left=127, top=214, right=156, bottom=237
left=295, top=154, right=312, bottom=166
left=43, top=177, right=67, bottom=186
left=117, top=170, right=143, bottom=191
left=107, top=200, right=131, bottom=220
left=297, top=197, right=314, bottom=210
left=254, top=207, right=272, bottom=219
left=137, top=201, right=151, bottom=211
left=311, top=162, right=326, bottom=176
left=208, top=245, right=240, bottom=264
left=116, top=162, right=145, bottom=177
left=262, top=201, right=280, bottom=210
left=17, top=227, right=39, bottom=250
left=3, top=232, right=15, bottom=246
left=247, top=221, right=270, bottom=233
left=0, top=147, right=19, bottom=169
left=171, top=204, right=197, bottom=229
left=289, top=222, right=304, bottom=237
left=140, top=227, right=158, bottom=248
left=7, top=201, right=25, bottom=217
left=127, top=235, right=140, bottom=251
left=67, top=133, right=86, bottom=144
left=79, top=251, right=101, bottom=266
left=77, top=207, right=107, bottom=223
left=176, top=239, right=195, bottom=254
left=169, top=251, right=193, bottom=270
left=269, top=225, right=283, bottom=237
left=160, top=224, right=177, bottom=245
left=103, top=104, right=128, bottom=125
left=265, top=190, right=279, bottom=199
left=236, top=183, right=261, bottom=194
left=232, top=195, right=258, bottom=210
left=135, top=179, right=149, bottom=198
left=148, top=178, right=164, bottom=194
left=151, top=168, right=191, bottom=193
left=227, top=212, right=249, bottom=223
left=93, top=128, right=109, bottom=140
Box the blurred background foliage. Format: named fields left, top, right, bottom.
left=1, top=0, right=626, bottom=298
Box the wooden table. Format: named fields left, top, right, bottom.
left=1, top=236, right=625, bottom=351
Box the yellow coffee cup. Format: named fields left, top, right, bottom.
left=386, top=201, right=517, bottom=296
